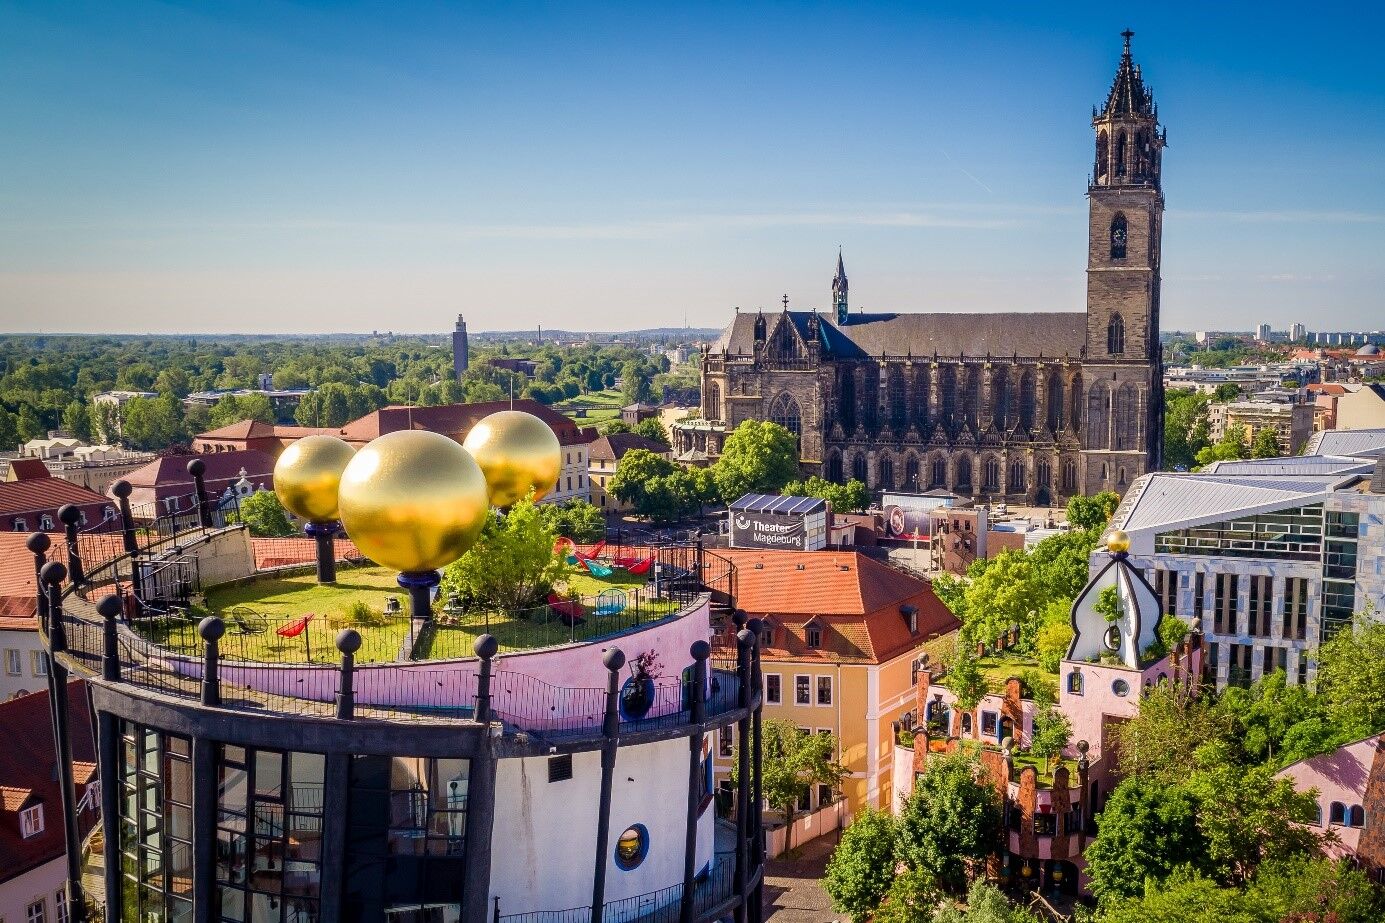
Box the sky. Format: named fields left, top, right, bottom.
left=2, top=1, right=1384, bottom=335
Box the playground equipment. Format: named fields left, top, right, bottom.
left=228, top=606, right=268, bottom=635
left=593, top=589, right=628, bottom=617
left=579, top=556, right=615, bottom=578
left=554, top=537, right=578, bottom=564
left=546, top=593, right=586, bottom=627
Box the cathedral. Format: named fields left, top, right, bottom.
left=675, top=32, right=1165, bottom=505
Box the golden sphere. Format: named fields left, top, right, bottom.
left=273, top=435, right=357, bottom=522
left=462, top=410, right=562, bottom=506
left=337, top=430, right=490, bottom=573
left=1106, top=529, right=1131, bottom=553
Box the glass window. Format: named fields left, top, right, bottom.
left=26, top=900, right=45, bottom=923
left=4, top=649, right=20, bottom=675
left=765, top=674, right=781, bottom=705
left=1111, top=679, right=1130, bottom=697
left=805, top=626, right=822, bottom=649
left=20, top=804, right=44, bottom=838
left=795, top=676, right=810, bottom=705
left=1155, top=504, right=1324, bottom=561
left=613, top=824, right=649, bottom=871
left=981, top=712, right=998, bottom=737
left=816, top=676, right=832, bottom=706
left=54, top=891, right=67, bottom=923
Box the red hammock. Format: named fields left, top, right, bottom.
left=276, top=615, right=314, bottom=638
left=624, top=558, right=653, bottom=576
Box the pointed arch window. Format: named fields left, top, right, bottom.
left=912, top=368, right=930, bottom=429
left=769, top=392, right=802, bottom=437
left=1115, top=131, right=1127, bottom=177
left=954, top=456, right=973, bottom=492
left=1046, top=371, right=1064, bottom=432
left=878, top=455, right=895, bottom=491
left=1114, top=383, right=1139, bottom=450
left=827, top=452, right=843, bottom=485
left=1062, top=460, right=1078, bottom=493
left=1086, top=381, right=1110, bottom=449
left=904, top=456, right=920, bottom=490
left=705, top=382, right=722, bottom=421
left=851, top=454, right=868, bottom=484
left=1110, top=214, right=1128, bottom=260
left=1018, top=369, right=1036, bottom=431
left=1096, top=130, right=1109, bottom=181
left=838, top=371, right=856, bottom=430
left=773, top=321, right=801, bottom=360
left=963, top=366, right=981, bottom=429
left=1009, top=460, right=1026, bottom=493
left=1069, top=373, right=1083, bottom=432
left=982, top=457, right=1000, bottom=492
left=939, top=366, right=957, bottom=430
left=930, top=457, right=947, bottom=490
left=991, top=366, right=1009, bottom=430
left=889, top=367, right=907, bottom=429
left=1107, top=314, right=1126, bottom=356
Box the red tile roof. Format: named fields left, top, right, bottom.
left=715, top=548, right=959, bottom=663
left=0, top=681, right=96, bottom=885
left=195, top=420, right=334, bottom=441
left=588, top=433, right=669, bottom=462
left=120, top=450, right=276, bottom=508
left=0, top=477, right=112, bottom=518
left=7, top=458, right=52, bottom=481
left=335, top=400, right=583, bottom=445
left=251, top=537, right=363, bottom=570
left=0, top=532, right=124, bottom=625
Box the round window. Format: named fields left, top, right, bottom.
left=1102, top=625, right=1121, bottom=652
left=614, top=824, right=649, bottom=870
left=1112, top=679, right=1130, bottom=697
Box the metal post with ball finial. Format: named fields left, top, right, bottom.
left=272, top=435, right=357, bottom=585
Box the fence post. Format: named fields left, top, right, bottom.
left=112, top=479, right=143, bottom=609
left=59, top=504, right=85, bottom=586
left=307, top=520, right=339, bottom=584
left=474, top=634, right=497, bottom=724
left=681, top=640, right=710, bottom=923
left=41, top=562, right=87, bottom=922
left=745, top=619, right=765, bottom=923
left=591, top=646, right=626, bottom=923
left=733, top=628, right=753, bottom=923
left=98, top=595, right=123, bottom=682
left=188, top=458, right=213, bottom=528
left=199, top=616, right=224, bottom=707
left=336, top=629, right=361, bottom=719
left=27, top=533, right=51, bottom=631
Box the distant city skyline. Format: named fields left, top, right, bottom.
left=2, top=2, right=1383, bottom=334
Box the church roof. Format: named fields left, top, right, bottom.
left=712, top=310, right=1087, bottom=360
left=1100, top=31, right=1155, bottom=119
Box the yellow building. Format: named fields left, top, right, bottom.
left=711, top=549, right=959, bottom=816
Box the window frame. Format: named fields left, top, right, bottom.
left=20, top=803, right=45, bottom=838
left=794, top=675, right=811, bottom=706
left=816, top=675, right=833, bottom=707
left=764, top=673, right=782, bottom=705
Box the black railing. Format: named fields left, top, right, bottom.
left=497, top=855, right=737, bottom=923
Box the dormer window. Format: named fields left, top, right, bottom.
left=20, top=803, right=44, bottom=838
left=39, top=515, right=54, bottom=531
left=901, top=604, right=919, bottom=634
left=805, top=624, right=822, bottom=649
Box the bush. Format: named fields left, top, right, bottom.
left=346, top=600, right=385, bottom=627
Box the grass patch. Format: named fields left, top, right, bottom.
left=1010, top=750, right=1080, bottom=788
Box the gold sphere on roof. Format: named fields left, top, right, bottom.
left=273, top=435, right=357, bottom=522
left=1106, top=529, right=1131, bottom=553
left=462, top=410, right=562, bottom=506
left=337, top=430, right=490, bottom=573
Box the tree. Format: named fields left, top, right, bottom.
left=871, top=870, right=942, bottom=923
left=538, top=499, right=606, bottom=544
left=1035, top=599, right=1074, bottom=673
left=1065, top=490, right=1120, bottom=531
left=1164, top=389, right=1212, bottom=470
left=1214, top=670, right=1330, bottom=767
left=1314, top=614, right=1385, bottom=735
left=0, top=408, right=19, bottom=451
left=1213, top=383, right=1242, bottom=401
left=609, top=449, right=678, bottom=515
left=17, top=405, right=44, bottom=441
left=1248, top=856, right=1384, bottom=923
left=441, top=498, right=570, bottom=611
left=932, top=879, right=1040, bottom=923
left=619, top=361, right=652, bottom=405
left=822, top=807, right=900, bottom=923
left=1184, top=750, right=1330, bottom=885
left=1029, top=707, right=1071, bottom=774
left=61, top=400, right=92, bottom=442
left=1249, top=426, right=1281, bottom=459
left=781, top=476, right=869, bottom=514
left=1096, top=867, right=1259, bottom=923
left=711, top=420, right=799, bottom=502
left=947, top=644, right=990, bottom=715
left=600, top=419, right=632, bottom=435
left=1113, top=685, right=1232, bottom=784
left=1083, top=777, right=1208, bottom=904
left=733, top=720, right=844, bottom=830
left=633, top=417, right=671, bottom=447
left=955, top=550, right=1045, bottom=650
left=895, top=752, right=1001, bottom=893
left=234, top=490, right=296, bottom=537
left=1195, top=424, right=1250, bottom=468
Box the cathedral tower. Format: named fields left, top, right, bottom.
left=832, top=250, right=849, bottom=326
left=1084, top=30, right=1165, bottom=480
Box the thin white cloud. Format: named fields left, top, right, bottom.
left=1171, top=209, right=1385, bottom=224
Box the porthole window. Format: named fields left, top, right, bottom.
left=614, top=824, right=649, bottom=870
left=1112, top=679, right=1130, bottom=697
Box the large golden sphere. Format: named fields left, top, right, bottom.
left=337, top=430, right=490, bottom=573
left=462, top=410, right=562, bottom=506
left=273, top=435, right=357, bottom=522
left=1106, top=529, right=1131, bottom=553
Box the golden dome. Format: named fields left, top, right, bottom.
left=273, top=435, right=357, bottom=522
left=1106, top=529, right=1131, bottom=553
left=462, top=410, right=562, bottom=506
left=338, top=430, right=490, bottom=573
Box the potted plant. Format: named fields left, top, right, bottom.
left=620, top=649, right=663, bottom=720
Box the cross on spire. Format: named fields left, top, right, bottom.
left=782, top=294, right=790, bottom=310
left=1121, top=28, right=1134, bottom=49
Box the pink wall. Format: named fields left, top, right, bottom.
left=1276, top=733, right=1380, bottom=857
left=156, top=598, right=712, bottom=726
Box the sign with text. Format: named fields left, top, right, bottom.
left=730, top=510, right=826, bottom=550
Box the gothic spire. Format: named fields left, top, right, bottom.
left=1099, top=30, right=1154, bottom=119
left=832, top=248, right=849, bottom=326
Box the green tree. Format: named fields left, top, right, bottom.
left=154, top=367, right=191, bottom=397
left=711, top=420, right=799, bottom=502
left=234, top=490, right=296, bottom=537
left=619, top=361, right=652, bottom=404
left=732, top=720, right=844, bottom=830
left=1096, top=867, right=1259, bottom=923
left=16, top=405, right=44, bottom=441
left=1034, top=599, right=1074, bottom=673
left=538, top=499, right=606, bottom=544
left=1314, top=614, right=1385, bottom=734
left=633, top=417, right=670, bottom=447
left=1249, top=856, right=1384, bottom=923
left=1163, top=389, right=1212, bottom=470
left=1065, top=490, right=1120, bottom=530
left=0, top=408, right=19, bottom=451
left=871, top=870, right=942, bottom=923
left=946, top=644, right=990, bottom=714
left=61, top=400, right=92, bottom=442
left=1249, top=426, right=1281, bottom=459
left=1214, top=670, right=1330, bottom=767
left=1029, top=707, right=1071, bottom=774
left=956, top=550, right=1046, bottom=650
left=1113, top=685, right=1232, bottom=784
left=822, top=807, right=900, bottom=923
left=932, top=879, right=1040, bottom=923
left=1083, top=777, right=1207, bottom=904
left=1213, top=383, right=1242, bottom=401
left=609, top=449, right=678, bottom=516
left=600, top=419, right=632, bottom=435
left=895, top=752, right=1001, bottom=893
left=1195, top=424, right=1250, bottom=468
left=781, top=476, right=869, bottom=514
left=441, top=498, right=570, bottom=611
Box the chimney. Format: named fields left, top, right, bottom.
left=1371, top=456, right=1385, bottom=494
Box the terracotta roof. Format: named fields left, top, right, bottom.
left=251, top=537, right=363, bottom=570
left=1308, top=384, right=1349, bottom=396
left=7, top=458, right=52, bottom=481
left=588, top=433, right=670, bottom=463
left=195, top=420, right=335, bottom=441
left=120, top=450, right=276, bottom=508
left=0, top=477, right=112, bottom=518
left=0, top=681, right=96, bottom=884
left=0, top=532, right=123, bottom=624
left=715, top=548, right=959, bottom=663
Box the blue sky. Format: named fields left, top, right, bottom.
left=2, top=1, right=1383, bottom=334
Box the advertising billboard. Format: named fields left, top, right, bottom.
left=728, top=494, right=828, bottom=551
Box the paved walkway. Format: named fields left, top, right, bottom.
left=761, top=832, right=841, bottom=923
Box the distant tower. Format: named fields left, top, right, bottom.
left=452, top=315, right=469, bottom=378
left=832, top=249, right=849, bottom=326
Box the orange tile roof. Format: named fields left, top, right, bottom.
left=251, top=536, right=364, bottom=570
left=0, top=477, right=112, bottom=517
left=715, top=548, right=959, bottom=663
left=0, top=532, right=124, bottom=623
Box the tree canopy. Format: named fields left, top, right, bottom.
left=895, top=752, right=1001, bottom=893
left=732, top=720, right=844, bottom=828
left=781, top=476, right=870, bottom=514
left=712, top=419, right=800, bottom=502
left=441, top=497, right=569, bottom=611
left=234, top=490, right=296, bottom=537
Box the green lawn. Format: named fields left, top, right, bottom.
left=553, top=389, right=626, bottom=425
left=138, top=563, right=683, bottom=663
left=1010, top=750, right=1080, bottom=787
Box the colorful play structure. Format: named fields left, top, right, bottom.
left=544, top=538, right=656, bottom=623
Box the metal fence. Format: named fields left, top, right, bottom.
left=497, top=855, right=737, bottom=923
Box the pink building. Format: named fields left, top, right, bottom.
left=1276, top=733, right=1385, bottom=875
